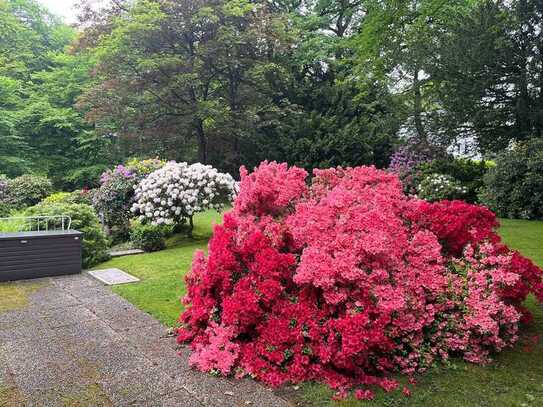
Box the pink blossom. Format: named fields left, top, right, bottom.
left=176, top=162, right=543, bottom=398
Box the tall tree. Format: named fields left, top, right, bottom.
left=356, top=0, right=474, bottom=147
left=77, top=0, right=292, bottom=173
left=431, top=0, right=543, bottom=153
left=0, top=0, right=113, bottom=185
left=0, top=0, right=70, bottom=177
left=251, top=0, right=401, bottom=170
left=18, top=50, right=114, bottom=187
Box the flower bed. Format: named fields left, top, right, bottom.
left=177, top=162, right=543, bottom=399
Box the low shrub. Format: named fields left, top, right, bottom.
left=417, top=173, right=468, bottom=202
left=4, top=174, right=53, bottom=208
left=0, top=212, right=27, bottom=232
left=24, top=203, right=110, bottom=268
left=93, top=158, right=164, bottom=239
left=177, top=162, right=543, bottom=399
left=388, top=140, right=441, bottom=194
left=415, top=158, right=488, bottom=203
left=389, top=142, right=487, bottom=203
left=68, top=189, right=95, bottom=206
left=0, top=203, right=14, bottom=218
left=43, top=189, right=94, bottom=206
left=480, top=138, right=543, bottom=219
left=0, top=176, right=13, bottom=217
left=42, top=192, right=71, bottom=204
left=0, top=175, right=8, bottom=201
left=129, top=220, right=167, bottom=252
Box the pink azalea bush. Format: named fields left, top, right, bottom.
left=177, top=162, right=543, bottom=398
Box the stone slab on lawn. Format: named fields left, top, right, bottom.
left=109, top=248, right=144, bottom=258
left=88, top=268, right=140, bottom=285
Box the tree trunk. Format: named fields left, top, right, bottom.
left=187, top=215, right=194, bottom=238
left=515, top=0, right=534, bottom=140
left=195, top=119, right=207, bottom=164
left=538, top=51, right=543, bottom=137
left=413, top=68, right=428, bottom=145
left=228, top=68, right=242, bottom=168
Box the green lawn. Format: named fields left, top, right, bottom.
left=93, top=215, right=543, bottom=406
left=499, top=219, right=543, bottom=268
left=91, top=210, right=222, bottom=325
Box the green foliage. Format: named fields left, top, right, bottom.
left=0, top=209, right=27, bottom=232
left=42, top=189, right=94, bottom=206
left=480, top=138, right=543, bottom=220
left=0, top=203, right=14, bottom=218
left=2, top=0, right=543, bottom=188
left=416, top=158, right=488, bottom=203
left=354, top=0, right=543, bottom=155
left=67, top=189, right=95, bottom=206
left=4, top=174, right=53, bottom=208
left=129, top=219, right=167, bottom=252
left=0, top=0, right=117, bottom=186
left=356, top=0, right=474, bottom=146
left=92, top=173, right=135, bottom=241
left=426, top=0, right=543, bottom=153
left=0, top=76, right=28, bottom=176
left=62, top=164, right=109, bottom=190
left=92, top=158, right=164, bottom=240
left=42, top=192, right=71, bottom=204
left=17, top=51, right=115, bottom=189
left=0, top=174, right=14, bottom=216
left=417, top=173, right=468, bottom=202
left=24, top=202, right=110, bottom=268
left=255, top=80, right=399, bottom=171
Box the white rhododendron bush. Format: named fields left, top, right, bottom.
left=131, top=162, right=236, bottom=226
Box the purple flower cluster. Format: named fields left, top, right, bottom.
left=99, top=164, right=135, bottom=184
left=388, top=141, right=434, bottom=176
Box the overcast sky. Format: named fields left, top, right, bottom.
left=38, top=0, right=81, bottom=24
left=39, top=0, right=109, bottom=24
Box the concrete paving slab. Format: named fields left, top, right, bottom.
left=0, top=273, right=292, bottom=407
left=0, top=308, right=45, bottom=329
left=88, top=268, right=140, bottom=285
left=51, top=273, right=103, bottom=290
left=39, top=304, right=99, bottom=329
left=140, top=388, right=204, bottom=407
left=0, top=344, right=9, bottom=388
left=27, top=286, right=81, bottom=309
left=52, top=318, right=124, bottom=345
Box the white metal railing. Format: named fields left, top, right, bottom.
left=0, top=215, right=72, bottom=233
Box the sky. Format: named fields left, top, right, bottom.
left=39, top=0, right=109, bottom=25
left=38, top=0, right=81, bottom=24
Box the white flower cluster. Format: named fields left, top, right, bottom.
left=417, top=173, right=468, bottom=199
left=131, top=162, right=236, bottom=225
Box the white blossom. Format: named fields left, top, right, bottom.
left=131, top=161, right=237, bottom=226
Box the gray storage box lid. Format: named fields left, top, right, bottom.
left=0, top=230, right=82, bottom=241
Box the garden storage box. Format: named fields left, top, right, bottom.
left=0, top=230, right=82, bottom=281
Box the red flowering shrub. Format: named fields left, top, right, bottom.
left=177, top=162, right=543, bottom=397
left=407, top=200, right=499, bottom=257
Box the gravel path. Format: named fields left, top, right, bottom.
left=0, top=274, right=291, bottom=406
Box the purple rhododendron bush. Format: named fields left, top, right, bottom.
left=176, top=162, right=543, bottom=400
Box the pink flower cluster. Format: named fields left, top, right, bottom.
left=177, top=162, right=543, bottom=398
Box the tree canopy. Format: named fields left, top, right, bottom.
left=1, top=0, right=542, bottom=185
